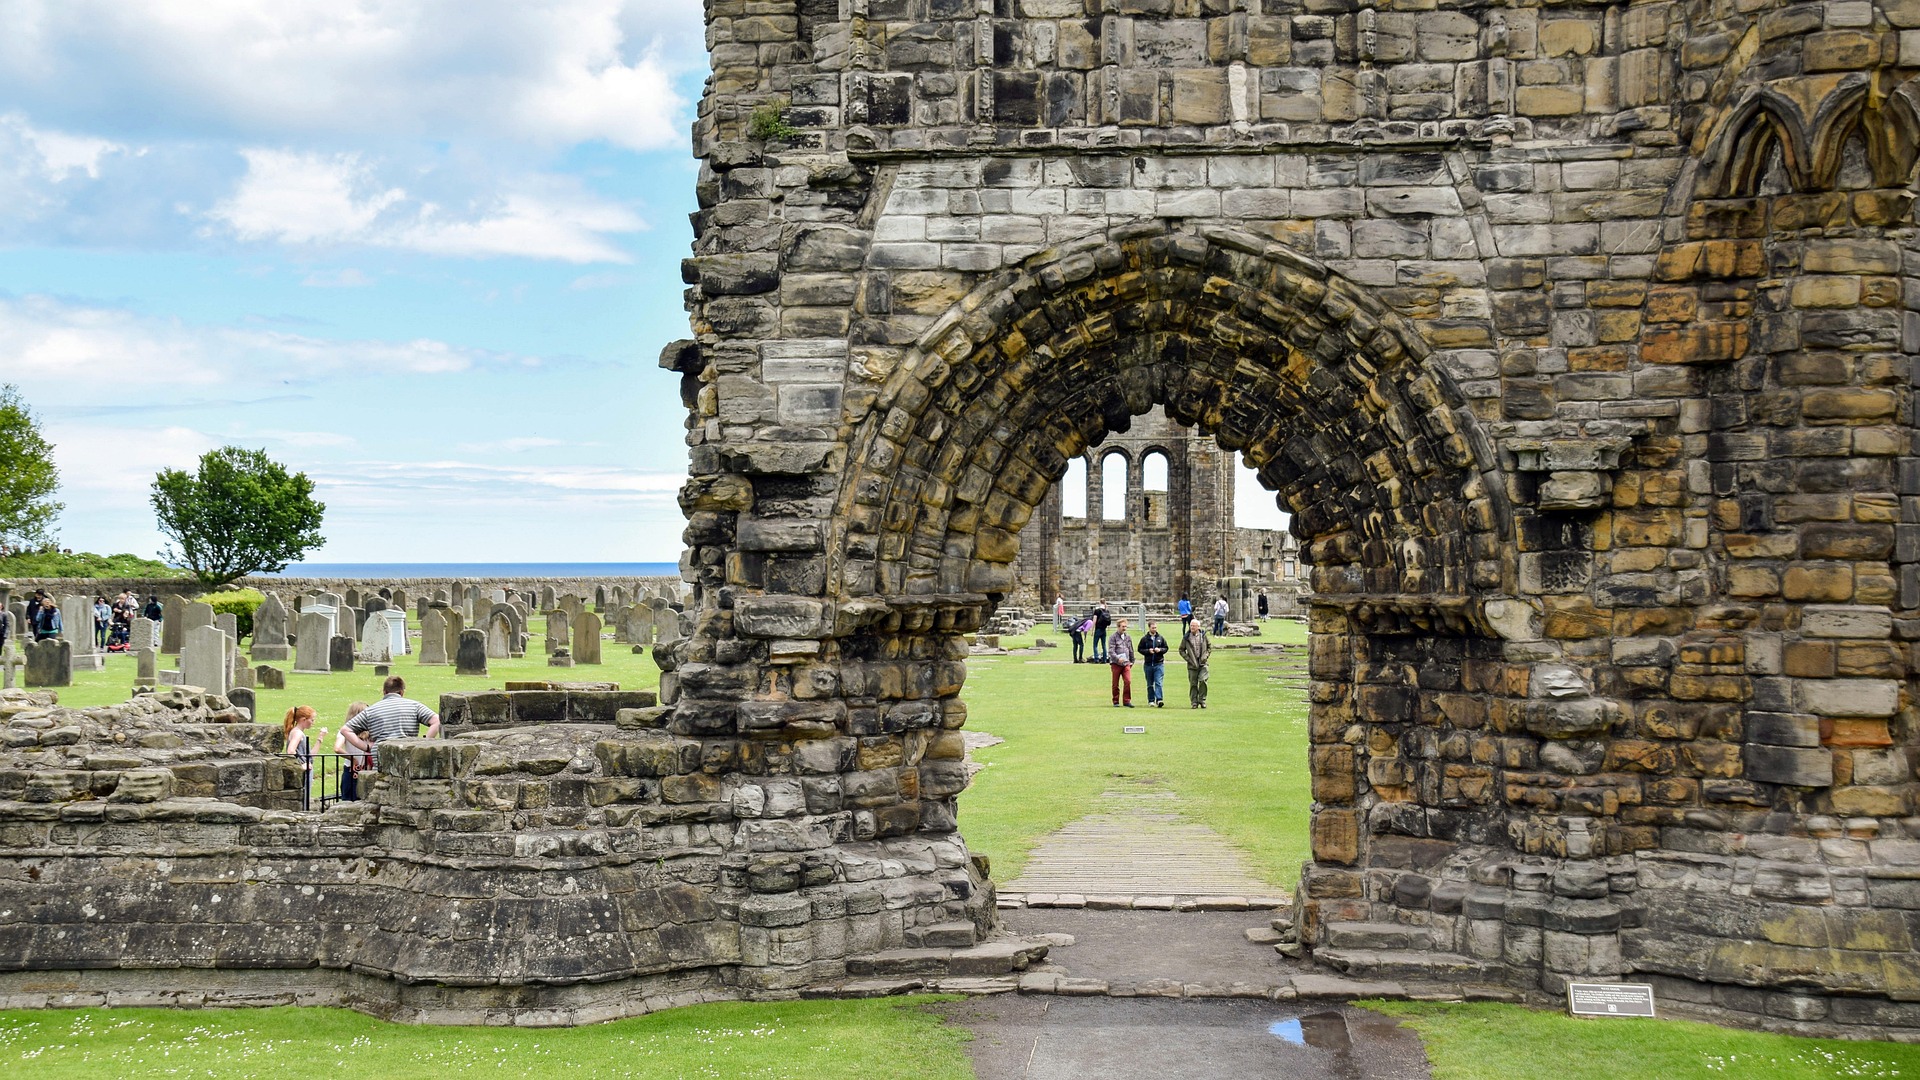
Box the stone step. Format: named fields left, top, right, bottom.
left=1315, top=947, right=1506, bottom=983
left=1322, top=920, right=1433, bottom=951
left=845, top=937, right=1051, bottom=979
left=906, top=921, right=979, bottom=949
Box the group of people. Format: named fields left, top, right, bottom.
left=4, top=589, right=164, bottom=651
left=281, top=675, right=441, bottom=803
left=1054, top=596, right=1214, bottom=709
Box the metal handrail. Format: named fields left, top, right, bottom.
left=288, top=753, right=368, bottom=811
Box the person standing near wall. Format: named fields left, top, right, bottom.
left=1091, top=600, right=1111, bottom=663
left=1139, top=620, right=1169, bottom=708
left=1108, top=617, right=1135, bottom=708
left=1212, top=595, right=1229, bottom=635
left=1180, top=620, right=1211, bottom=709
left=1257, top=591, right=1269, bottom=620
left=92, top=595, right=110, bottom=649
left=1067, top=615, right=1087, bottom=663
left=1177, top=594, right=1192, bottom=635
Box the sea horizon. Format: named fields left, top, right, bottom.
left=260, top=562, right=682, bottom=579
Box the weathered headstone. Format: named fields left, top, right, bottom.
left=329, top=634, right=355, bottom=673
left=626, top=604, right=654, bottom=647
left=548, top=647, right=575, bottom=668
left=594, top=585, right=607, bottom=610
left=546, top=610, right=570, bottom=654
left=455, top=628, right=488, bottom=676
left=182, top=601, right=215, bottom=637
left=344, top=588, right=362, bottom=608
left=63, top=595, right=105, bottom=672
left=391, top=589, right=408, bottom=611
left=24, top=638, right=71, bottom=687
left=487, top=603, right=525, bottom=657
left=216, top=611, right=238, bottom=643
left=136, top=648, right=157, bottom=683
left=419, top=608, right=449, bottom=665
left=572, top=610, right=603, bottom=664
left=233, top=664, right=256, bottom=689
left=364, top=596, right=388, bottom=613
left=539, top=585, right=556, bottom=610
left=433, top=588, right=449, bottom=604
left=256, top=664, right=286, bottom=690
left=444, top=609, right=464, bottom=659
left=251, top=594, right=291, bottom=660
left=485, top=613, right=513, bottom=660
left=293, top=612, right=333, bottom=673
left=416, top=598, right=428, bottom=621
left=358, top=611, right=394, bottom=663
left=133, top=616, right=159, bottom=651
left=181, top=624, right=231, bottom=695
left=161, top=595, right=187, bottom=653
left=228, top=686, right=256, bottom=721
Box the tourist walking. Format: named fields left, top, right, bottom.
left=1181, top=620, right=1211, bottom=709
left=1108, top=618, right=1135, bottom=708
left=1178, top=594, right=1192, bottom=635
left=30, top=596, right=60, bottom=641
left=1067, top=614, right=1088, bottom=663
left=1212, top=595, right=1229, bottom=635
left=1053, top=594, right=1065, bottom=622
left=1091, top=601, right=1111, bottom=663
left=1257, top=592, right=1269, bottom=619
left=1139, top=620, right=1169, bottom=708
left=92, top=596, right=110, bottom=649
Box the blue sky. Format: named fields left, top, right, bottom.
left=0, top=0, right=1283, bottom=565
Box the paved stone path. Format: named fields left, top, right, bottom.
left=1004, top=789, right=1282, bottom=897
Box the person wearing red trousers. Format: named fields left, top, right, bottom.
left=1108, top=618, right=1135, bottom=708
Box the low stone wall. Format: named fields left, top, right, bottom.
left=0, top=686, right=994, bottom=1024
left=4, top=576, right=683, bottom=602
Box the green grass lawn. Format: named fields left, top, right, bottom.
left=1366, top=1000, right=1920, bottom=1079
left=0, top=998, right=973, bottom=1080
left=958, top=621, right=1311, bottom=888
left=45, top=613, right=660, bottom=735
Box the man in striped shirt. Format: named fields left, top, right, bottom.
left=341, top=675, right=441, bottom=753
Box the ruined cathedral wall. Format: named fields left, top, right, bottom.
left=670, top=0, right=1920, bottom=1033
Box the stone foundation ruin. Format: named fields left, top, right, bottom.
left=4, top=0, right=1920, bottom=1038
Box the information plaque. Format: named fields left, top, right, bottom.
left=1567, top=982, right=1656, bottom=1018
left=1121, top=726, right=1146, bottom=734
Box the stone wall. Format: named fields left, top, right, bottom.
left=662, top=0, right=1920, bottom=1035
left=0, top=686, right=993, bottom=1023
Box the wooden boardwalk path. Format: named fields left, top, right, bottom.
left=1004, top=790, right=1281, bottom=897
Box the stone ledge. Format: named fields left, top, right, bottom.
left=997, top=892, right=1289, bottom=911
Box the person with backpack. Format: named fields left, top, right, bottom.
left=1091, top=601, right=1111, bottom=663
left=1067, top=614, right=1087, bottom=663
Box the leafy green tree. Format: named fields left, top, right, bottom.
left=0, top=384, right=62, bottom=552
left=151, top=447, right=326, bottom=587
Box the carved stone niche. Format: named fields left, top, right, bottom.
left=1508, top=436, right=1634, bottom=511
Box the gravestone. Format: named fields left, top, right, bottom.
left=387, top=609, right=409, bottom=656
left=444, top=609, right=465, bottom=659
left=433, top=588, right=449, bottom=604
left=1, top=611, right=16, bottom=689
left=63, top=595, right=105, bottom=672
left=233, top=664, right=256, bottom=689
left=416, top=598, right=428, bottom=621
left=344, top=588, right=361, bottom=608
left=546, top=610, right=570, bottom=654
left=655, top=605, right=684, bottom=646
left=548, top=647, right=574, bottom=668
left=626, top=604, right=654, bottom=648
left=182, top=601, right=215, bottom=638
left=216, top=612, right=238, bottom=643
left=488, top=588, right=507, bottom=605
left=460, top=600, right=474, bottom=623
left=134, top=616, right=159, bottom=651
left=485, top=613, right=513, bottom=660
left=419, top=608, right=449, bottom=665
left=256, top=665, right=286, bottom=690
left=136, top=648, right=157, bottom=683
left=487, top=603, right=525, bottom=657
left=305, top=603, right=340, bottom=641
left=293, top=612, right=333, bottom=674
left=571, top=611, right=603, bottom=665
left=391, top=589, right=408, bottom=611
left=357, top=611, right=394, bottom=663
left=251, top=594, right=290, bottom=660
left=594, top=585, right=606, bottom=610
left=455, top=628, right=488, bottom=676
left=364, top=597, right=388, bottom=613
left=161, top=595, right=186, bottom=653
left=8, top=601, right=27, bottom=644
left=24, top=638, right=70, bottom=687
left=329, top=635, right=355, bottom=673
left=181, top=624, right=230, bottom=695
left=229, top=686, right=256, bottom=721
left=539, top=585, right=555, bottom=610
left=349, top=606, right=367, bottom=636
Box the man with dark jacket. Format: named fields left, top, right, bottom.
left=1139, top=621, right=1170, bottom=708
left=30, top=596, right=61, bottom=641
left=1091, top=601, right=1111, bottom=663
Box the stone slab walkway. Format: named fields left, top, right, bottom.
left=1003, top=790, right=1284, bottom=899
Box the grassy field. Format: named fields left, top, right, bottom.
left=0, top=998, right=973, bottom=1080
left=1368, top=1000, right=1920, bottom=1079
left=958, top=621, right=1311, bottom=887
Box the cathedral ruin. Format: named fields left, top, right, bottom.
left=2, top=0, right=1919, bottom=1037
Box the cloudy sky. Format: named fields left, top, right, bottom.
left=0, top=0, right=1284, bottom=566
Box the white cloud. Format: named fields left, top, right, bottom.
left=0, top=293, right=518, bottom=391
left=211, top=149, right=645, bottom=262
left=0, top=1, right=702, bottom=152
left=14, top=116, right=125, bottom=180
left=300, top=268, right=373, bottom=288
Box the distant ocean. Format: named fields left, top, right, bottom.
left=262, top=563, right=680, bottom=579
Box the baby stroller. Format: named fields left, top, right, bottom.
left=106, top=614, right=132, bottom=651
